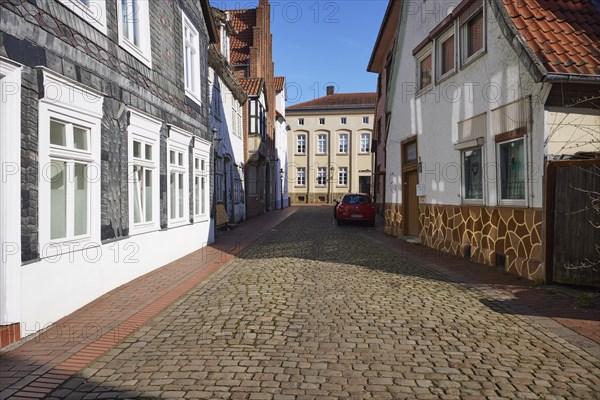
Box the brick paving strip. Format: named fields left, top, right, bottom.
left=0, top=207, right=298, bottom=399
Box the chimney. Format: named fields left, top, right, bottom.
left=326, top=86, right=334, bottom=96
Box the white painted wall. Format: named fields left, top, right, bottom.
left=386, top=0, right=548, bottom=209
left=20, top=221, right=212, bottom=336
left=545, top=111, right=600, bottom=157
left=0, top=58, right=22, bottom=326
left=209, top=67, right=246, bottom=222
left=275, top=85, right=289, bottom=208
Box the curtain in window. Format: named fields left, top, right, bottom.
left=463, top=148, right=482, bottom=200
left=500, top=140, right=525, bottom=200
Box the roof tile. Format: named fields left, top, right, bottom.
left=226, top=9, right=256, bottom=65
left=240, top=77, right=263, bottom=96
left=503, top=0, right=600, bottom=75
left=287, top=92, right=376, bottom=111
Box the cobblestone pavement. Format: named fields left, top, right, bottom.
left=46, top=207, right=599, bottom=399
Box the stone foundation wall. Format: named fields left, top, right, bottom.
left=419, top=204, right=543, bottom=280
left=384, top=203, right=403, bottom=237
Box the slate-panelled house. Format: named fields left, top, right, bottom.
left=225, top=0, right=279, bottom=217
left=0, top=0, right=217, bottom=347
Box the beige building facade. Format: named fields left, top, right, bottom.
left=286, top=89, right=376, bottom=204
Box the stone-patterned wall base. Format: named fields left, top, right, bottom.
left=419, top=204, right=543, bottom=281
left=384, top=203, right=404, bottom=237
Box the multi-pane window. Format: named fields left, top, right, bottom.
left=462, top=5, right=484, bottom=62
left=297, top=167, right=306, bottom=186
left=298, top=118, right=304, bottom=125
left=194, top=157, right=207, bottom=217
left=232, top=102, right=242, bottom=138
left=48, top=120, right=92, bottom=240
left=363, top=116, right=369, bottom=124
left=297, top=134, right=306, bottom=154
left=499, top=139, right=525, bottom=201
left=341, top=117, right=347, bottom=125
left=131, top=140, right=154, bottom=225
left=319, top=118, right=325, bottom=125
left=418, top=52, right=432, bottom=90
left=183, top=12, right=201, bottom=103
left=360, top=133, right=371, bottom=153
left=169, top=149, right=187, bottom=221
left=128, top=110, right=160, bottom=234
left=56, top=0, right=108, bottom=33
left=339, top=133, right=348, bottom=153
left=338, top=167, right=348, bottom=186
left=462, top=148, right=483, bottom=201
left=317, top=134, right=327, bottom=154
left=316, top=167, right=327, bottom=186
left=118, top=0, right=151, bottom=65
left=439, top=31, right=455, bottom=77
left=39, top=70, right=102, bottom=254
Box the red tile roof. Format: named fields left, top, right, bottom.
left=274, top=77, right=285, bottom=92
left=502, top=0, right=600, bottom=76
left=227, top=9, right=256, bottom=65
left=240, top=77, right=264, bottom=96
left=287, top=93, right=377, bottom=111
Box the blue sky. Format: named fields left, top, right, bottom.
left=209, top=0, right=389, bottom=105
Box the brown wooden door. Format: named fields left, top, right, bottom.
left=404, top=170, right=420, bottom=236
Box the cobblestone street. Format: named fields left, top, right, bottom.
left=6, top=207, right=600, bottom=399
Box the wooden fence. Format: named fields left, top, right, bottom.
left=545, top=160, right=600, bottom=287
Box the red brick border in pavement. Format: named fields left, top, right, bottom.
left=0, top=207, right=298, bottom=400
left=365, top=224, right=600, bottom=351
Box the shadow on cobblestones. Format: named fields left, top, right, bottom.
left=33, top=207, right=600, bottom=399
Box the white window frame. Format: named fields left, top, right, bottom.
left=127, top=109, right=161, bottom=235
left=298, top=118, right=304, bottom=125
left=296, top=167, right=306, bottom=186
left=117, top=0, right=152, bottom=67
left=437, top=26, right=457, bottom=80
left=317, top=134, right=327, bottom=154
left=341, top=117, right=347, bottom=125
left=416, top=46, right=433, bottom=93
left=319, top=118, right=326, bottom=125
left=497, top=137, right=528, bottom=207
left=362, top=116, right=369, bottom=125
left=193, top=137, right=211, bottom=222
left=182, top=10, right=202, bottom=105
left=338, top=167, right=348, bottom=186
left=339, top=133, right=348, bottom=153
left=297, top=134, right=306, bottom=154
left=38, top=69, right=103, bottom=258
left=316, top=167, right=327, bottom=186
left=461, top=146, right=485, bottom=204
left=167, top=126, right=192, bottom=227
left=460, top=3, right=486, bottom=66
left=56, top=0, right=108, bottom=34
left=360, top=133, right=371, bottom=153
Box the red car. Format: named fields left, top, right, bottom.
left=334, top=193, right=375, bottom=226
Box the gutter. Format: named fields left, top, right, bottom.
left=543, top=73, right=600, bottom=84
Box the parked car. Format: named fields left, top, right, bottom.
left=334, top=193, right=375, bottom=226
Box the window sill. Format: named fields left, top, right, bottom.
left=461, top=49, right=486, bottom=71
left=437, top=69, right=457, bottom=84
left=358, top=152, right=371, bottom=155
left=130, top=222, right=160, bottom=237
left=337, top=152, right=349, bottom=156
left=40, top=237, right=98, bottom=259
left=415, top=85, right=434, bottom=98
left=168, top=219, right=190, bottom=229
left=193, top=216, right=210, bottom=223
left=119, top=37, right=152, bottom=68
left=186, top=90, right=203, bottom=107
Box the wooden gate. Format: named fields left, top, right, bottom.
left=545, top=159, right=600, bottom=286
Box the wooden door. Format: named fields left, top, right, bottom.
left=404, top=170, right=420, bottom=236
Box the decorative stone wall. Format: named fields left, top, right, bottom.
left=419, top=204, right=543, bottom=280
left=384, top=203, right=403, bottom=237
